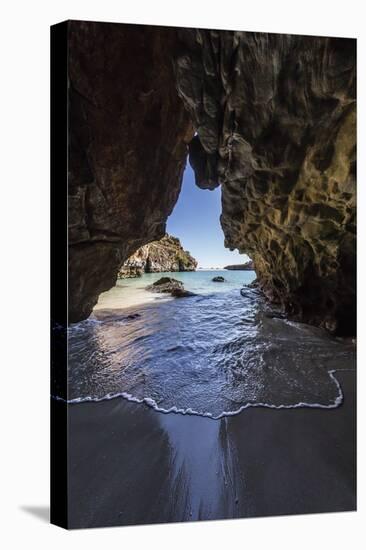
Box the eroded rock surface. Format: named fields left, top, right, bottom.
left=67, top=22, right=356, bottom=335
left=176, top=30, right=356, bottom=334
left=68, top=21, right=193, bottom=321
left=118, top=234, right=197, bottom=278
left=117, top=265, right=144, bottom=279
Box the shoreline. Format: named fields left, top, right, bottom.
left=67, top=369, right=356, bottom=528
left=93, top=283, right=173, bottom=311
left=93, top=269, right=255, bottom=311
left=56, top=367, right=345, bottom=417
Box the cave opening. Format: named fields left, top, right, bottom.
left=166, top=162, right=250, bottom=270
left=93, top=161, right=254, bottom=312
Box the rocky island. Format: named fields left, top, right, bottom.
left=224, top=260, right=255, bottom=271
left=118, top=234, right=197, bottom=278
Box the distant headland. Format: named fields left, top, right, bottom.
left=118, top=234, right=197, bottom=278
left=224, top=260, right=255, bottom=271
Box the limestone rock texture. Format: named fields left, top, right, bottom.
left=68, top=21, right=193, bottom=321
left=67, top=22, right=356, bottom=335
left=175, top=30, right=356, bottom=334
left=118, top=234, right=197, bottom=277
left=118, top=265, right=143, bottom=279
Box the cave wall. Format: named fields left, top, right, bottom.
left=67, top=22, right=356, bottom=334
left=67, top=21, right=193, bottom=321
left=175, top=30, right=356, bottom=334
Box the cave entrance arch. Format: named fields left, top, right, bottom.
left=66, top=22, right=355, bottom=336
left=166, top=164, right=250, bottom=271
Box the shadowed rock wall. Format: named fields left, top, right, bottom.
left=176, top=30, right=356, bottom=334
left=68, top=21, right=193, bottom=321
left=67, top=22, right=356, bottom=334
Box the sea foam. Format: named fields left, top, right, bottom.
left=55, top=283, right=355, bottom=419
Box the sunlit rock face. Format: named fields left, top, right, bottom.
left=176, top=30, right=356, bottom=334
left=118, top=234, right=197, bottom=277
left=68, top=22, right=193, bottom=322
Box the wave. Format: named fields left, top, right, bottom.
left=60, top=287, right=355, bottom=419
left=52, top=369, right=345, bottom=420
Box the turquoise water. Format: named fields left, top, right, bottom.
left=120, top=270, right=255, bottom=294
left=95, top=270, right=256, bottom=310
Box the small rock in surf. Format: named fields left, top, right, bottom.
left=146, top=277, right=184, bottom=293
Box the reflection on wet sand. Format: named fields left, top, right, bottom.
left=67, top=369, right=355, bottom=528
left=159, top=414, right=246, bottom=521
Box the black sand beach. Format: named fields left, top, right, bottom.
left=65, top=370, right=356, bottom=529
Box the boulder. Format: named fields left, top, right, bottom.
left=146, top=277, right=184, bottom=294
left=170, top=288, right=196, bottom=298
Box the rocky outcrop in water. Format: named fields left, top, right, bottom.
left=146, top=277, right=182, bottom=293
left=118, top=234, right=197, bottom=278
left=175, top=31, right=356, bottom=334
left=170, top=288, right=196, bottom=298
left=225, top=261, right=255, bottom=271
left=146, top=277, right=196, bottom=298
left=67, top=21, right=356, bottom=335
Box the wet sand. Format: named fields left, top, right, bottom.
left=94, top=282, right=172, bottom=311
left=66, top=370, right=356, bottom=529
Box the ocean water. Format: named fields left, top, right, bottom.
left=60, top=270, right=356, bottom=418
left=94, top=269, right=255, bottom=310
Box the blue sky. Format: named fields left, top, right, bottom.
left=166, top=164, right=249, bottom=268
